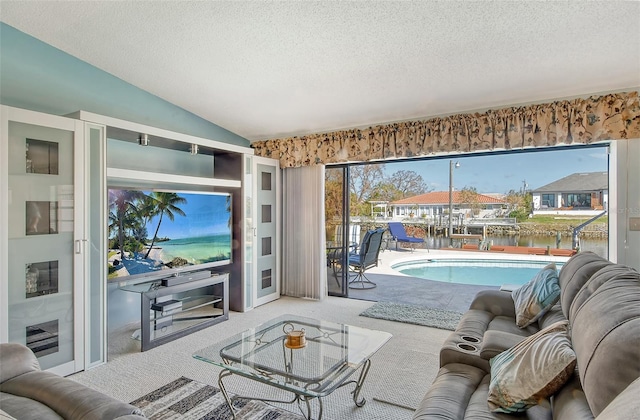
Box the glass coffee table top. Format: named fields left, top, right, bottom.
left=193, top=314, right=392, bottom=397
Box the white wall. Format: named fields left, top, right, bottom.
left=610, top=139, right=640, bottom=270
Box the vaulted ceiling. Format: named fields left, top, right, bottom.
left=1, top=1, right=639, bottom=142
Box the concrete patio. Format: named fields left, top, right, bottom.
left=330, top=247, right=570, bottom=313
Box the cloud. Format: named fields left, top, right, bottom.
left=589, top=153, right=607, bottom=160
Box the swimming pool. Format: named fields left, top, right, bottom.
left=392, top=259, right=562, bottom=287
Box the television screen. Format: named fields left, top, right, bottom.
left=107, top=189, right=232, bottom=281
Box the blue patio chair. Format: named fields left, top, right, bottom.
left=348, top=228, right=385, bottom=289
left=387, top=222, right=425, bottom=252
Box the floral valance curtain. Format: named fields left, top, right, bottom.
left=252, top=91, right=640, bottom=168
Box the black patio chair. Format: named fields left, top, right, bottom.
left=348, top=228, right=385, bottom=289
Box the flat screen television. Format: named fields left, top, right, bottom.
left=107, top=188, right=232, bottom=282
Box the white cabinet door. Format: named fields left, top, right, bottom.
left=252, top=156, right=280, bottom=307
left=1, top=106, right=84, bottom=376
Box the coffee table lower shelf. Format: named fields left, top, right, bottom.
left=216, top=351, right=372, bottom=420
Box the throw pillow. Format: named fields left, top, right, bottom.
left=487, top=320, right=576, bottom=413
left=512, top=263, right=560, bottom=328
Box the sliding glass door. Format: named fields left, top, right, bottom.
left=325, top=166, right=350, bottom=297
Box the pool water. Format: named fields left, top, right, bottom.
left=392, top=259, right=561, bottom=287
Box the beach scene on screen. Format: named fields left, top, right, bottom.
left=107, top=190, right=232, bottom=279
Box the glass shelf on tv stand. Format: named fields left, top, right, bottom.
left=119, top=272, right=229, bottom=351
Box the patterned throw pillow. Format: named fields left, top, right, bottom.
left=512, top=263, right=560, bottom=328
left=488, top=320, right=576, bottom=413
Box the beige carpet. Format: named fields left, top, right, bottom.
left=70, top=296, right=451, bottom=420
left=371, top=349, right=440, bottom=411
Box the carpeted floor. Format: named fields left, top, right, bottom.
left=359, top=301, right=463, bottom=331
left=132, top=376, right=303, bottom=420
left=371, top=349, right=440, bottom=411
left=71, top=296, right=451, bottom=420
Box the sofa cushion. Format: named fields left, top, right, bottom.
left=413, top=363, right=551, bottom=420
left=486, top=314, right=540, bottom=338
left=0, top=409, right=15, bottom=420
left=488, top=320, right=576, bottom=413
left=469, top=289, right=517, bottom=318
left=556, top=252, right=611, bottom=319
left=551, top=372, right=594, bottom=420
left=569, top=266, right=640, bottom=417
left=595, top=377, right=640, bottom=420
left=569, top=264, right=637, bottom=322
left=480, top=329, right=530, bottom=361
left=536, top=303, right=565, bottom=329
left=512, top=263, right=560, bottom=328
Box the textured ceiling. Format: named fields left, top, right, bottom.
left=1, top=1, right=639, bottom=142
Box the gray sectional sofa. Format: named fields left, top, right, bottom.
left=0, top=343, right=145, bottom=420
left=413, top=251, right=640, bottom=419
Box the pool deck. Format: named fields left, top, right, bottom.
left=339, top=247, right=570, bottom=313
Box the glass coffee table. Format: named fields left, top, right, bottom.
left=193, top=314, right=392, bottom=419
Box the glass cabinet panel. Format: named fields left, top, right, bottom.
left=87, top=124, right=106, bottom=367
left=255, top=163, right=278, bottom=303
left=244, top=155, right=254, bottom=310
left=6, top=120, right=78, bottom=371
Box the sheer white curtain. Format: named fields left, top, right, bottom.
left=282, top=165, right=327, bottom=299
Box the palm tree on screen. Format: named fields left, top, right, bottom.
left=143, top=192, right=187, bottom=259
left=108, top=189, right=146, bottom=256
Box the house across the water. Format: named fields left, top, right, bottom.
left=532, top=172, right=608, bottom=217
left=389, top=191, right=508, bottom=219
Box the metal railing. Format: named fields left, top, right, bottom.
left=572, top=211, right=607, bottom=250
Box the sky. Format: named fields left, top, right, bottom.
left=143, top=192, right=231, bottom=240
left=381, top=145, right=609, bottom=195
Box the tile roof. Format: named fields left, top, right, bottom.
left=391, top=191, right=507, bottom=205
left=532, top=172, right=608, bottom=192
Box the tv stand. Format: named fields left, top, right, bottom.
left=161, top=270, right=212, bottom=287
left=120, top=272, right=229, bottom=351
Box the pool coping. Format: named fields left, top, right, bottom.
left=372, top=248, right=570, bottom=278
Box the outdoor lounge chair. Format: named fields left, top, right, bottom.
left=348, top=228, right=385, bottom=289
left=388, top=222, right=425, bottom=252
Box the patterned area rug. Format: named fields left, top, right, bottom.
left=131, top=376, right=303, bottom=420
left=359, top=302, right=462, bottom=331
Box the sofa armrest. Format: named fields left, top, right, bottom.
left=1, top=371, right=143, bottom=420
left=0, top=343, right=40, bottom=384
left=469, top=289, right=516, bottom=318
